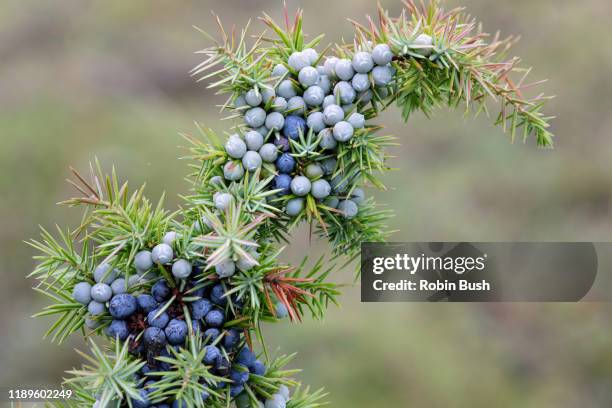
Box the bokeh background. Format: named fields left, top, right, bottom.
left=2, top=0, right=612, bottom=406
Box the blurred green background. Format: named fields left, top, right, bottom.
left=2, top=0, right=612, bottom=406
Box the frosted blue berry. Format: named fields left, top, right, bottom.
left=311, top=179, right=331, bottom=199
left=236, top=393, right=251, bottom=408
left=165, top=319, right=188, bottom=345
left=245, top=131, right=264, bottom=151
left=317, top=74, right=332, bottom=94
left=261, top=87, right=276, bottom=104
left=265, top=112, right=285, bottom=131
left=259, top=143, right=278, bottom=163
left=244, top=107, right=267, bottom=128
left=298, top=66, right=319, bottom=87
left=88, top=300, right=106, bottom=316
left=333, top=121, right=354, bottom=142
left=278, top=385, right=290, bottom=401
left=322, top=95, right=336, bottom=109
left=214, top=192, right=232, bottom=211
left=288, top=52, right=310, bottom=71
left=331, top=174, right=348, bottom=193
left=357, top=89, right=373, bottom=103
left=351, top=73, right=370, bottom=92
left=191, top=298, right=212, bottom=320
left=144, top=326, right=167, bottom=347
left=347, top=112, right=366, bottom=129
left=106, top=320, right=129, bottom=341
left=273, top=174, right=292, bottom=195
left=274, top=136, right=290, bottom=152
left=265, top=394, right=286, bottom=408
left=203, top=345, right=220, bottom=365
left=413, top=33, right=433, bottom=56
left=111, top=278, right=127, bottom=295
left=283, top=116, right=306, bottom=140
left=242, top=151, right=262, bottom=172
left=94, top=264, right=117, bottom=284
left=321, top=157, right=337, bottom=175
left=286, top=198, right=304, bottom=216
left=351, top=188, right=366, bottom=205
left=338, top=200, right=359, bottom=219
left=210, top=175, right=224, bottom=186
left=302, top=48, right=319, bottom=65
left=277, top=80, right=297, bottom=99
left=151, top=280, right=171, bottom=302
left=236, top=250, right=259, bottom=271
left=225, top=135, right=247, bottom=159
left=234, top=94, right=247, bottom=108
left=223, top=160, right=245, bottom=181
left=172, top=259, right=192, bottom=279
left=375, top=86, right=390, bottom=99
left=91, top=283, right=112, bottom=302
left=306, top=112, right=325, bottom=133
left=215, top=259, right=236, bottom=278
left=286, top=96, right=306, bottom=116
left=162, top=231, right=178, bottom=246
left=205, top=309, right=225, bottom=327
left=342, top=104, right=354, bottom=114
left=290, top=176, right=311, bottom=196
left=303, top=86, right=325, bottom=106
left=256, top=126, right=270, bottom=137
left=323, top=104, right=344, bottom=126
left=323, top=56, right=338, bottom=77
left=272, top=64, right=289, bottom=77
left=85, top=317, right=100, bottom=330
left=372, top=65, right=393, bottom=86
left=352, top=51, right=374, bottom=73
left=73, top=282, right=92, bottom=305
left=334, top=81, right=356, bottom=105
left=324, top=196, right=340, bottom=209
left=334, top=58, right=355, bottom=81
left=318, top=128, right=337, bottom=150
left=109, top=293, right=137, bottom=319
left=275, top=302, right=289, bottom=318
left=134, top=250, right=153, bottom=272
left=245, top=89, right=262, bottom=107
left=137, top=294, right=157, bottom=313
left=372, top=43, right=393, bottom=65
left=272, top=96, right=288, bottom=112
left=152, top=243, right=173, bottom=264
left=305, top=163, right=324, bottom=179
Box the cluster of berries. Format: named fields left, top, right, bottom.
left=218, top=42, right=408, bottom=219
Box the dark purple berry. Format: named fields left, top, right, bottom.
left=210, top=284, right=228, bottom=306
left=108, top=294, right=137, bottom=320
left=205, top=310, right=225, bottom=328
left=274, top=136, right=290, bottom=152
left=147, top=308, right=170, bottom=328
left=273, top=174, right=292, bottom=195
left=203, top=345, right=220, bottom=365
left=144, top=326, right=167, bottom=347
left=275, top=153, right=296, bottom=174
left=282, top=115, right=307, bottom=140
left=164, top=319, right=188, bottom=345
left=190, top=298, right=212, bottom=320
left=151, top=280, right=170, bottom=302
left=137, top=294, right=158, bottom=313
left=106, top=320, right=129, bottom=341
left=223, top=328, right=241, bottom=350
